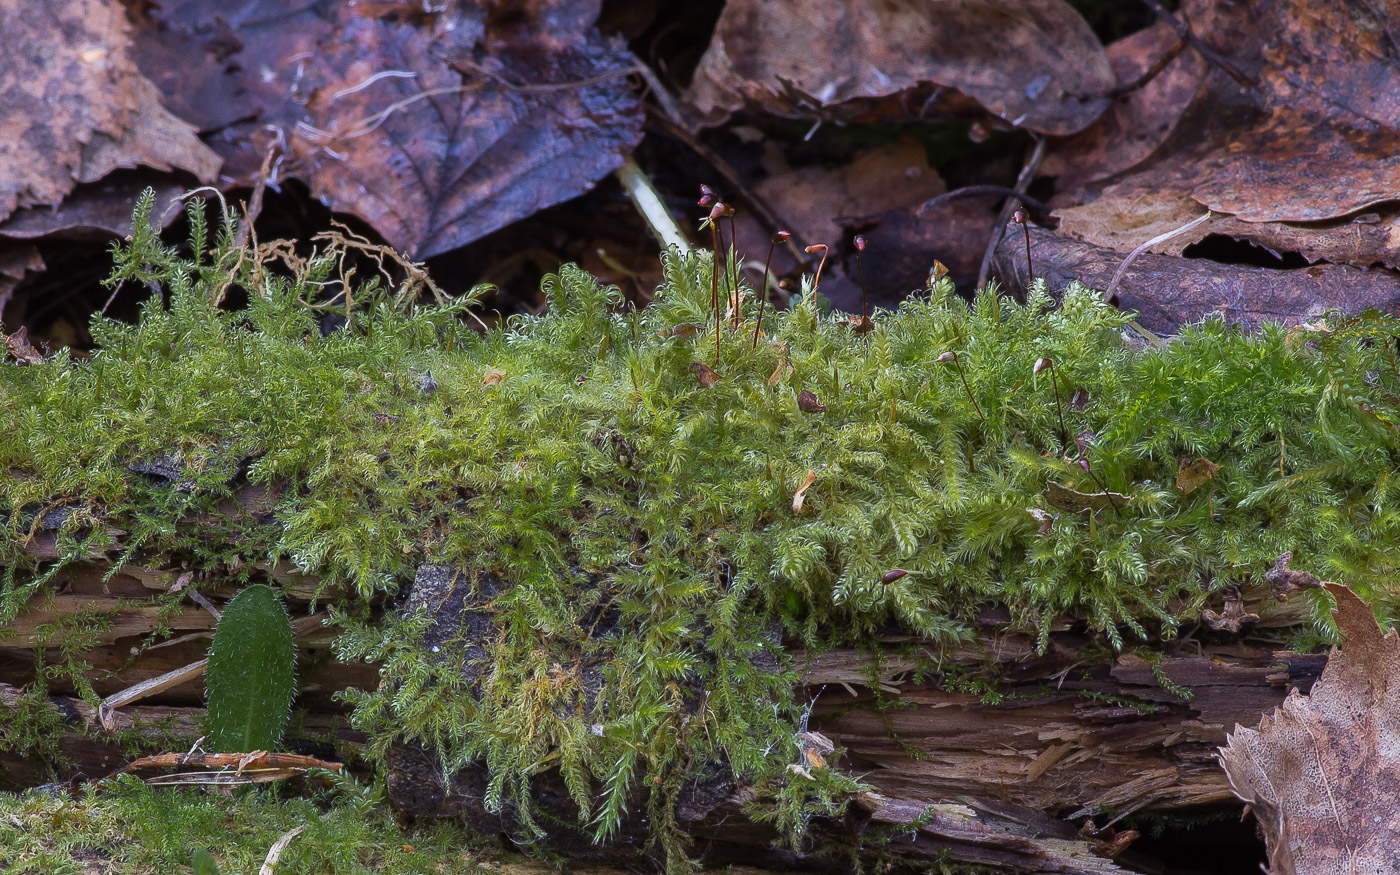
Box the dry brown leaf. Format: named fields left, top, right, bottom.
left=797, top=390, right=827, bottom=413
left=1175, top=457, right=1219, bottom=495
left=791, top=470, right=817, bottom=514
left=0, top=0, right=215, bottom=223
left=1201, top=593, right=1259, bottom=634
left=689, top=362, right=721, bottom=388
left=1219, top=583, right=1400, bottom=874
left=78, top=75, right=220, bottom=185
left=132, top=0, right=642, bottom=259
left=754, top=139, right=946, bottom=249
left=0, top=176, right=187, bottom=242
left=1051, top=0, right=1400, bottom=289
left=1265, top=552, right=1323, bottom=603
left=3, top=325, right=44, bottom=364
left=687, top=0, right=1114, bottom=135
left=1042, top=21, right=1207, bottom=192
left=482, top=368, right=507, bottom=387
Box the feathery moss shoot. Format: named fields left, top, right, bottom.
left=4, top=192, right=1400, bottom=864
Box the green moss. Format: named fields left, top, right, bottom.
left=0, top=773, right=489, bottom=874
left=4, top=191, right=1400, bottom=866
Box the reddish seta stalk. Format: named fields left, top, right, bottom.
left=754, top=231, right=790, bottom=350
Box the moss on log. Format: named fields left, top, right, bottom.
left=3, top=197, right=1399, bottom=870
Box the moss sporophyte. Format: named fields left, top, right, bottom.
left=4, top=191, right=1400, bottom=865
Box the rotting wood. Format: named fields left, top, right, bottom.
left=2, top=528, right=1320, bottom=871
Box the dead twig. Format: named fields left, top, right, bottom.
left=978, top=135, right=1047, bottom=291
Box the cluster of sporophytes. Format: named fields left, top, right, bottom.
left=4, top=191, right=1400, bottom=865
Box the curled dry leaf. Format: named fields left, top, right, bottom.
left=689, top=362, right=721, bottom=388
left=768, top=359, right=795, bottom=387
left=0, top=0, right=217, bottom=223
left=1175, top=457, right=1220, bottom=495
left=1027, top=508, right=1055, bottom=536
left=791, top=470, right=817, bottom=514
left=1219, top=583, right=1400, bottom=874
left=0, top=175, right=187, bottom=242
left=687, top=0, right=1114, bottom=136
left=1041, top=21, right=1208, bottom=193
left=3, top=325, right=44, bottom=365
left=481, top=368, right=507, bottom=387
left=1265, top=552, right=1323, bottom=603
left=797, top=389, right=827, bottom=413
left=1201, top=593, right=1259, bottom=634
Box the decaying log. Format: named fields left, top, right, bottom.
left=2, top=531, right=1315, bottom=871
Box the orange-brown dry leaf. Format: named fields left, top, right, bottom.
left=1219, top=583, right=1400, bottom=874
left=1175, top=457, right=1219, bottom=495
left=1042, top=21, right=1207, bottom=192
left=0, top=0, right=216, bottom=224
left=687, top=0, right=1114, bottom=136
left=1052, top=0, right=1400, bottom=276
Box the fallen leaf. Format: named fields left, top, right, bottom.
left=797, top=389, right=826, bottom=413
left=1201, top=593, right=1259, bottom=634
left=1027, top=508, right=1055, bottom=536
left=1043, top=481, right=1130, bottom=514
left=482, top=369, right=507, bottom=386
left=131, top=0, right=643, bottom=259
left=689, top=362, right=721, bottom=387
left=791, top=470, right=817, bottom=513
left=1049, top=0, right=1400, bottom=293
left=0, top=0, right=216, bottom=222
left=295, top=10, right=643, bottom=258
left=1264, top=552, right=1322, bottom=603
left=687, top=0, right=1114, bottom=136
left=3, top=325, right=46, bottom=364
left=1219, top=583, right=1400, bottom=873
left=1041, top=21, right=1207, bottom=192
left=77, top=75, right=220, bottom=185
left=0, top=175, right=187, bottom=242
left=1175, top=457, right=1220, bottom=495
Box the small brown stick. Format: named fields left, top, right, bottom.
left=1139, top=0, right=1257, bottom=89
left=1075, top=34, right=1188, bottom=101
left=936, top=351, right=985, bottom=425
left=754, top=231, right=790, bottom=349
